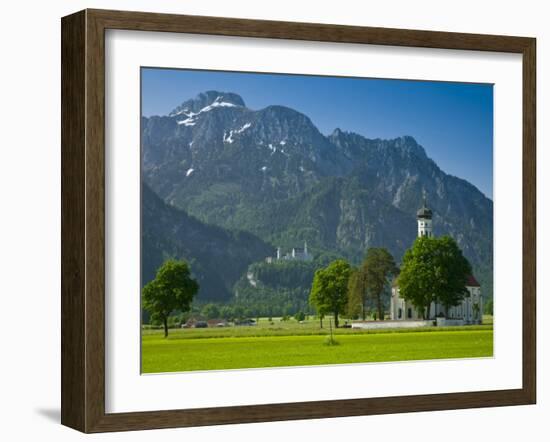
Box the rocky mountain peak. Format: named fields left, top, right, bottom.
left=253, top=105, right=325, bottom=142
left=393, top=135, right=427, bottom=159
left=328, top=128, right=358, bottom=145
left=169, top=91, right=246, bottom=117
left=258, top=105, right=314, bottom=124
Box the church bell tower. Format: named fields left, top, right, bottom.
left=417, top=196, right=433, bottom=238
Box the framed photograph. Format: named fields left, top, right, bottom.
left=61, top=9, right=536, bottom=433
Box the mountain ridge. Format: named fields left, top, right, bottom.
left=141, top=90, right=493, bottom=301
left=142, top=182, right=273, bottom=301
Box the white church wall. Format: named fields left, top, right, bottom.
left=352, top=320, right=433, bottom=330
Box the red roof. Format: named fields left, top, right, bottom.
left=466, top=274, right=480, bottom=287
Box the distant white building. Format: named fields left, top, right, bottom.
left=265, top=241, right=313, bottom=263
left=390, top=199, right=483, bottom=325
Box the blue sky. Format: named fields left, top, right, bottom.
left=142, top=68, right=493, bottom=199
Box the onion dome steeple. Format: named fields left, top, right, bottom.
left=417, top=195, right=433, bottom=237
left=417, top=195, right=433, bottom=220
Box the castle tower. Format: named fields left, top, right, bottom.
left=417, top=196, right=433, bottom=238
left=304, top=241, right=308, bottom=257
left=276, top=247, right=281, bottom=260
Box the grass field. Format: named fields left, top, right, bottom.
left=142, top=317, right=493, bottom=373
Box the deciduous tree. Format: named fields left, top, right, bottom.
left=201, top=303, right=220, bottom=319
left=348, top=248, right=398, bottom=321
left=142, top=259, right=199, bottom=337
left=309, top=259, right=351, bottom=328
left=363, top=248, right=398, bottom=321
left=347, top=267, right=368, bottom=320
left=397, top=236, right=471, bottom=319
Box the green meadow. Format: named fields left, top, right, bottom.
left=141, top=317, right=493, bottom=373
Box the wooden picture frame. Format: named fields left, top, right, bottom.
left=61, top=8, right=536, bottom=433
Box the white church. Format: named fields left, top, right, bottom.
left=390, top=199, right=483, bottom=325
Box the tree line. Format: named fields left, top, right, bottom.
left=143, top=235, right=475, bottom=336
left=308, top=235, right=474, bottom=327
left=309, top=248, right=397, bottom=328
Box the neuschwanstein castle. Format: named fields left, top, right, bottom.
left=265, top=241, right=313, bottom=263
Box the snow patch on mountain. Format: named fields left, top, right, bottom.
left=223, top=122, right=252, bottom=143
left=177, top=96, right=242, bottom=126
left=201, top=96, right=240, bottom=113
left=178, top=118, right=197, bottom=126
left=170, top=107, right=190, bottom=117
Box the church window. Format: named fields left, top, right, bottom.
left=398, top=308, right=402, bottom=319
left=407, top=308, right=412, bottom=319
